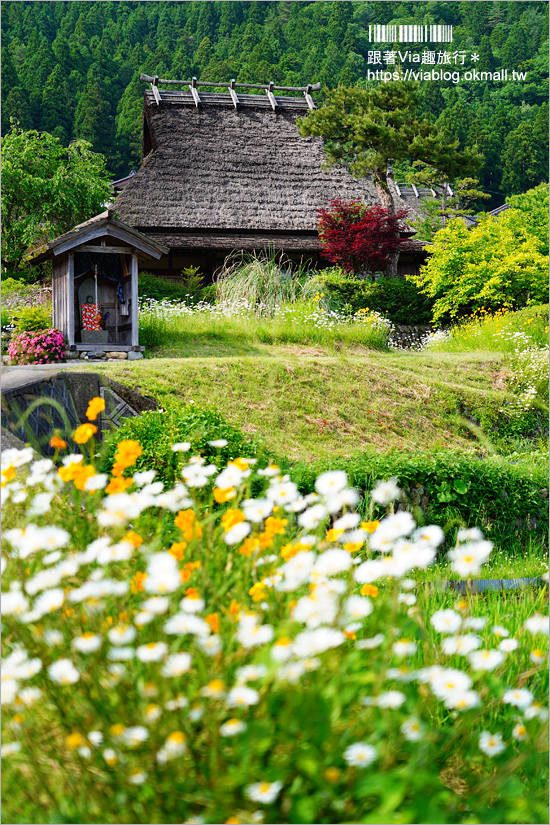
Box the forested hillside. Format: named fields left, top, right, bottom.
left=1, top=1, right=548, bottom=203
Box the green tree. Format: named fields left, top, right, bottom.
left=412, top=193, right=549, bottom=322
left=1, top=122, right=112, bottom=273
left=298, top=82, right=482, bottom=214
left=501, top=120, right=548, bottom=194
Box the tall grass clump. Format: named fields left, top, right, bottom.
left=1, top=404, right=548, bottom=824
left=215, top=250, right=319, bottom=314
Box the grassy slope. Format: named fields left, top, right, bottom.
left=91, top=346, right=511, bottom=462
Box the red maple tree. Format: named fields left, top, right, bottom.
left=317, top=199, right=408, bottom=276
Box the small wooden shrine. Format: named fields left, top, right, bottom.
left=26, top=210, right=168, bottom=353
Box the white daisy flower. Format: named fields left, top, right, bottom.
left=479, top=731, right=505, bottom=757
left=343, top=742, right=377, bottom=767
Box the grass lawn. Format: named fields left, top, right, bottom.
left=90, top=346, right=515, bottom=462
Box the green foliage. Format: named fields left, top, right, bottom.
left=298, top=82, right=482, bottom=212
left=1, top=122, right=112, bottom=272
left=101, top=406, right=258, bottom=487
left=138, top=272, right=202, bottom=304
left=215, top=251, right=316, bottom=314
left=287, top=449, right=548, bottom=543
left=0, top=277, right=35, bottom=299
left=413, top=187, right=550, bottom=322
left=12, top=304, right=52, bottom=333
left=315, top=270, right=434, bottom=325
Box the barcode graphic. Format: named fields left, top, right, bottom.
left=369, top=25, right=453, bottom=43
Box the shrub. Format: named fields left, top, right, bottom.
left=138, top=271, right=203, bottom=304
left=317, top=199, right=408, bottom=275
left=7, top=328, right=66, bottom=365
left=12, top=303, right=52, bottom=332
left=412, top=197, right=549, bottom=323
left=315, top=270, right=435, bottom=325
left=101, top=406, right=259, bottom=487
left=1, top=432, right=548, bottom=825
left=286, top=449, right=549, bottom=543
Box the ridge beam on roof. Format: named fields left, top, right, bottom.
left=446, top=183, right=454, bottom=196
left=140, top=73, right=320, bottom=94
left=228, top=79, right=239, bottom=109
left=394, top=181, right=402, bottom=196
left=190, top=77, right=201, bottom=108
left=411, top=183, right=419, bottom=198
left=150, top=75, right=161, bottom=106
left=304, top=84, right=316, bottom=111
left=266, top=81, right=277, bottom=112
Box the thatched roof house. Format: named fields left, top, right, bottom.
left=114, top=79, right=431, bottom=279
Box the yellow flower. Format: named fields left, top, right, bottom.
left=124, top=531, right=143, bottom=549
left=130, top=571, right=147, bottom=593
left=361, top=520, right=380, bottom=534
left=229, top=457, right=250, bottom=472
left=111, top=439, right=142, bottom=477
left=326, top=528, right=344, bottom=542
left=1, top=464, right=16, bottom=485
left=169, top=541, right=188, bottom=561
left=206, top=612, right=219, bottom=633
left=221, top=508, right=246, bottom=533
left=106, top=477, right=134, bottom=494
left=324, top=767, right=341, bottom=783
left=66, top=732, right=85, bottom=750
left=49, top=435, right=67, bottom=450
left=239, top=536, right=260, bottom=557
left=109, top=724, right=125, bottom=737
left=175, top=509, right=203, bottom=541
left=86, top=397, right=106, bottom=421
left=360, top=584, right=379, bottom=597
left=213, top=486, right=236, bottom=503
left=343, top=541, right=364, bottom=553
left=73, top=423, right=98, bottom=444
left=249, top=582, right=267, bottom=602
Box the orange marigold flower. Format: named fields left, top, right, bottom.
left=229, top=599, right=240, bottom=616
left=169, top=541, right=188, bottom=561
left=86, top=397, right=106, bottom=421
left=124, top=531, right=143, bottom=549
left=239, top=536, right=260, bottom=557
left=213, top=486, right=236, bottom=504
left=258, top=532, right=274, bottom=550
left=49, top=435, right=67, bottom=450
left=130, top=572, right=147, bottom=593
left=360, top=584, right=379, bottom=597
left=111, top=440, right=142, bottom=477
left=175, top=509, right=203, bottom=541
left=73, top=423, right=98, bottom=444
left=264, top=516, right=288, bottom=536
left=183, top=561, right=201, bottom=571
left=106, top=477, right=134, bottom=494
left=73, top=464, right=97, bottom=491
left=205, top=612, right=219, bottom=633
left=180, top=568, right=192, bottom=583
left=344, top=630, right=357, bottom=640
left=221, top=508, right=245, bottom=533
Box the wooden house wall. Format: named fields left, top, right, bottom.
left=52, top=255, right=70, bottom=337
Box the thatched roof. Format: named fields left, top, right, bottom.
left=114, top=89, right=425, bottom=245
